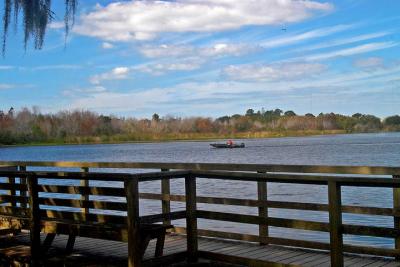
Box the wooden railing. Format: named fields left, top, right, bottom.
left=0, top=170, right=190, bottom=266
left=1, top=161, right=400, bottom=267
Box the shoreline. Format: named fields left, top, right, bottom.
left=1, top=129, right=394, bottom=148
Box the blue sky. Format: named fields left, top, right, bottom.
left=0, top=0, right=399, bottom=118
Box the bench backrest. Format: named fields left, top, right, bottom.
left=0, top=171, right=130, bottom=238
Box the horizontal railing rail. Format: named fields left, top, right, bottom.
left=1, top=160, right=400, bottom=175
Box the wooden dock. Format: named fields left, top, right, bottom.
left=2, top=232, right=399, bottom=266
left=2, top=161, right=400, bottom=266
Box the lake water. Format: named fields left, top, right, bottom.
left=1, top=132, right=400, bottom=248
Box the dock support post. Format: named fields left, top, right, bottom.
left=27, top=175, right=41, bottom=266
left=80, top=167, right=89, bottom=216
left=257, top=171, right=268, bottom=245
left=161, top=169, right=171, bottom=226
left=185, top=172, right=198, bottom=262
left=19, top=165, right=27, bottom=208
left=393, top=175, right=400, bottom=260
left=7, top=176, right=16, bottom=208
left=125, top=177, right=141, bottom=267
left=328, top=181, right=343, bottom=267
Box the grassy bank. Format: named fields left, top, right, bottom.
left=1, top=129, right=348, bottom=147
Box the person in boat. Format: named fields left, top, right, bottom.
left=227, top=140, right=234, bottom=146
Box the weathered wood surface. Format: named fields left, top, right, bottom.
left=2, top=165, right=400, bottom=266
left=3, top=232, right=399, bottom=267
left=1, top=160, right=400, bottom=175
left=185, top=173, right=198, bottom=262
left=328, top=181, right=343, bottom=267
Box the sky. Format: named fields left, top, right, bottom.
left=0, top=0, right=399, bottom=118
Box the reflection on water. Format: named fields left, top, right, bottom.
left=1, top=132, right=400, bottom=248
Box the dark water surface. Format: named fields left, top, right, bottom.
left=1, top=132, right=400, bottom=248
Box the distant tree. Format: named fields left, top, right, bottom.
left=273, top=109, right=283, bottom=116
left=264, top=110, right=274, bottom=117
left=97, top=115, right=113, bottom=135
left=245, top=109, right=255, bottom=116
left=384, top=115, right=400, bottom=126
left=0, top=107, right=397, bottom=145
left=234, top=116, right=252, bottom=131
left=152, top=113, right=160, bottom=122
left=8, top=107, right=14, bottom=117
left=284, top=110, right=296, bottom=117
left=216, top=116, right=230, bottom=123
left=193, top=118, right=214, bottom=133
left=352, top=113, right=363, bottom=119
left=231, top=114, right=241, bottom=120
left=353, top=114, right=382, bottom=132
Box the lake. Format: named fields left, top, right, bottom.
left=1, top=132, right=400, bottom=248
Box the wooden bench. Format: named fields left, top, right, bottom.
left=41, top=223, right=173, bottom=258
left=0, top=171, right=175, bottom=265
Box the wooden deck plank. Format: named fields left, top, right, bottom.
left=290, top=251, right=329, bottom=266
left=254, top=247, right=302, bottom=261
left=269, top=249, right=311, bottom=263
left=284, top=251, right=324, bottom=265
left=345, top=255, right=382, bottom=267
left=375, top=261, right=400, bottom=267
left=3, top=232, right=399, bottom=267
left=358, top=259, right=393, bottom=267
left=361, top=263, right=388, bottom=267
left=218, top=243, right=269, bottom=256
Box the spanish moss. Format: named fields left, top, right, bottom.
left=2, top=0, right=77, bottom=56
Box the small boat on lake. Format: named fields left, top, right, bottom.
left=210, top=140, right=245, bottom=148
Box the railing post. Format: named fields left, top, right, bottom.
left=257, top=171, right=268, bottom=245
left=80, top=167, right=89, bottom=217
left=393, top=175, right=400, bottom=260
left=161, top=169, right=171, bottom=225
left=7, top=176, right=16, bottom=207
left=27, top=174, right=41, bottom=266
left=19, top=165, right=27, bottom=208
left=125, top=177, right=141, bottom=267
left=185, top=172, right=198, bottom=262
left=328, top=181, right=343, bottom=267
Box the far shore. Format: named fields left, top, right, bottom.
left=2, top=129, right=392, bottom=148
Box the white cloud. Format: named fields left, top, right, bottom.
left=69, top=81, right=265, bottom=111
left=102, top=42, right=114, bottom=49
left=134, top=58, right=204, bottom=75
left=63, top=86, right=107, bottom=97
left=75, top=0, right=333, bottom=42
left=49, top=21, right=65, bottom=29
left=303, top=42, right=398, bottom=61
left=202, top=43, right=259, bottom=57
left=31, top=64, right=82, bottom=71
left=223, top=62, right=326, bottom=82
left=90, top=67, right=130, bottom=84
left=298, top=31, right=392, bottom=52
left=68, top=64, right=400, bottom=115
left=0, top=65, right=15, bottom=70
left=353, top=57, right=384, bottom=69
left=260, top=24, right=353, bottom=48
left=139, top=43, right=257, bottom=59
left=0, top=84, right=14, bottom=90
left=139, top=45, right=195, bottom=58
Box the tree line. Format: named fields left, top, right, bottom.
left=0, top=107, right=399, bottom=145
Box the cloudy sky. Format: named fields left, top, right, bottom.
left=0, top=0, right=399, bottom=118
